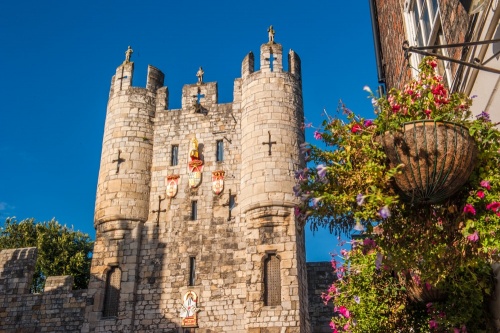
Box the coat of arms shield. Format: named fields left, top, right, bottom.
left=166, top=175, right=180, bottom=198
left=188, top=159, right=204, bottom=188
left=212, top=170, right=225, bottom=195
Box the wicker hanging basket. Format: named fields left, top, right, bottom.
left=400, top=271, right=446, bottom=303
left=380, top=121, right=477, bottom=204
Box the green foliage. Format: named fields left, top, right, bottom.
left=326, top=241, right=494, bottom=332
left=0, top=217, right=93, bottom=292
left=297, top=57, right=500, bottom=331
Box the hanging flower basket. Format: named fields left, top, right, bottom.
left=380, top=120, right=477, bottom=204
left=400, top=271, right=446, bottom=303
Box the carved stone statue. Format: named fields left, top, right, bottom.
left=189, top=137, right=199, bottom=160
left=124, top=46, right=133, bottom=63
left=268, top=25, right=275, bottom=44
left=196, top=66, right=204, bottom=84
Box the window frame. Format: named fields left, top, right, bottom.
left=404, top=0, right=452, bottom=86
left=102, top=266, right=121, bottom=318
left=263, top=253, right=281, bottom=306
left=191, top=200, right=198, bottom=220
left=216, top=140, right=224, bottom=162
left=171, top=145, right=179, bottom=166
left=189, top=256, right=196, bottom=286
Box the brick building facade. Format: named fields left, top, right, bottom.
left=370, top=0, right=500, bottom=122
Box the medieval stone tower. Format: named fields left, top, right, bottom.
left=83, top=30, right=310, bottom=333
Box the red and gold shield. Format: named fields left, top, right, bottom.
left=212, top=170, right=225, bottom=195
left=166, top=175, right=180, bottom=198
left=188, top=159, right=204, bottom=188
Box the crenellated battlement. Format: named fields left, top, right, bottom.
left=0, top=248, right=88, bottom=332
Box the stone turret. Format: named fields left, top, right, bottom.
left=240, top=35, right=310, bottom=332
left=86, top=50, right=165, bottom=332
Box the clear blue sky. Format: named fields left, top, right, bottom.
left=0, top=0, right=380, bottom=262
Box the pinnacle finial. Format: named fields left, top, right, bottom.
left=267, top=25, right=275, bottom=44
left=124, top=46, right=133, bottom=63
left=196, top=66, right=204, bottom=84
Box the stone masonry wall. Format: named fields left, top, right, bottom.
left=0, top=248, right=88, bottom=332
left=131, top=83, right=245, bottom=332
left=307, top=262, right=334, bottom=333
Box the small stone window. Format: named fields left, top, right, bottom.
left=216, top=140, right=224, bottom=162
left=264, top=253, right=281, bottom=306
left=103, top=266, right=121, bottom=317
left=171, top=145, right=179, bottom=166
left=191, top=200, right=198, bottom=220
left=189, top=256, right=196, bottom=286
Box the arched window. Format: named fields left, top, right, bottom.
left=264, top=253, right=281, bottom=306
left=103, top=266, right=121, bottom=317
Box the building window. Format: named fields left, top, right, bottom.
left=189, top=257, right=196, bottom=286
left=216, top=140, right=224, bottom=162
left=103, top=266, right=121, bottom=317
left=404, top=0, right=451, bottom=85
left=191, top=200, right=198, bottom=220
left=171, top=145, right=179, bottom=166
left=264, top=253, right=281, bottom=306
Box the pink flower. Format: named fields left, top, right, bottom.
left=351, top=124, right=362, bottom=133
left=480, top=180, right=491, bottom=190
left=336, top=306, right=350, bottom=319
left=486, top=202, right=500, bottom=212
left=463, top=204, right=476, bottom=215
left=313, top=130, right=322, bottom=140
left=424, top=109, right=432, bottom=116
left=363, top=119, right=374, bottom=127
left=429, top=319, right=438, bottom=329
left=477, top=191, right=485, bottom=199
left=428, top=59, right=438, bottom=68
left=467, top=231, right=479, bottom=242
left=392, top=104, right=401, bottom=113
left=328, top=284, right=338, bottom=294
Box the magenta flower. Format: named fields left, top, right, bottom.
left=363, top=119, right=374, bottom=127
left=486, top=201, right=500, bottom=212
left=429, top=319, right=438, bottom=329
left=480, top=180, right=491, bottom=190
left=477, top=190, right=485, bottom=199
left=336, top=306, right=350, bottom=318
left=313, top=130, right=322, bottom=140
left=316, top=164, right=328, bottom=178
left=467, top=231, right=479, bottom=242
left=351, top=124, right=362, bottom=133
left=463, top=204, right=476, bottom=215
